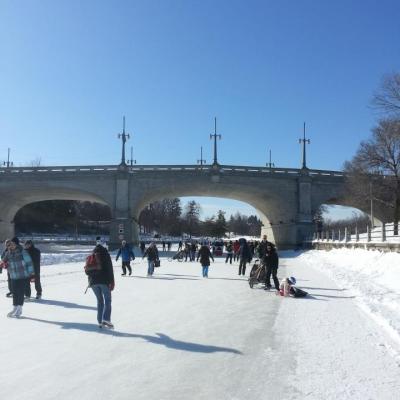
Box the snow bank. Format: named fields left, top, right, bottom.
left=298, top=249, right=400, bottom=344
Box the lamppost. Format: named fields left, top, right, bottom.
left=266, top=149, right=275, bottom=168
left=210, top=117, right=221, bottom=166
left=298, top=122, right=310, bottom=169
left=127, top=146, right=136, bottom=166
left=197, top=146, right=206, bottom=168
left=3, top=148, right=13, bottom=168
left=118, top=116, right=130, bottom=166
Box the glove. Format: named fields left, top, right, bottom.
left=109, top=282, right=115, bottom=291
left=30, top=275, right=36, bottom=282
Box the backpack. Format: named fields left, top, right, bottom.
left=84, top=253, right=102, bottom=273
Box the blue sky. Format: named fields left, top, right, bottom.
left=1, top=0, right=399, bottom=218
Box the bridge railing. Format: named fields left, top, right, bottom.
left=0, top=164, right=344, bottom=177
left=305, top=222, right=400, bottom=251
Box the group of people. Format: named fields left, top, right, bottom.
left=0, top=232, right=296, bottom=328
left=0, top=237, right=42, bottom=318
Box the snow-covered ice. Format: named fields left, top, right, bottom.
left=1, top=246, right=400, bottom=400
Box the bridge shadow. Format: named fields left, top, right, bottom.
left=33, top=298, right=96, bottom=311
left=22, top=317, right=242, bottom=354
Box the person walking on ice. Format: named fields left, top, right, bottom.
left=143, top=242, right=159, bottom=277
left=1, top=237, right=34, bottom=318
left=197, top=242, right=214, bottom=278
left=85, top=236, right=115, bottom=329
left=23, top=240, right=42, bottom=299
left=116, top=240, right=135, bottom=276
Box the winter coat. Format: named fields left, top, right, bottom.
left=2, top=245, right=34, bottom=280
left=26, top=246, right=41, bottom=273
left=264, top=248, right=279, bottom=269
left=197, top=246, right=214, bottom=266
left=116, top=245, right=135, bottom=262
left=87, top=244, right=115, bottom=286
left=143, top=245, right=159, bottom=261
left=225, top=243, right=233, bottom=253
left=257, top=240, right=275, bottom=260
left=239, top=242, right=252, bottom=263
left=233, top=241, right=240, bottom=253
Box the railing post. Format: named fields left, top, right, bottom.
left=338, top=229, right=341, bottom=242
left=382, top=223, right=386, bottom=242
left=367, top=225, right=371, bottom=242
left=355, top=226, right=359, bottom=242
left=332, top=229, right=335, bottom=241
left=344, top=227, right=348, bottom=242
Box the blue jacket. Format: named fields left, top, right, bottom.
left=116, top=245, right=135, bottom=262
left=1, top=245, right=34, bottom=280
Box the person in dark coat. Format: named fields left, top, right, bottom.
left=264, top=243, right=280, bottom=291
left=257, top=234, right=276, bottom=261
left=115, top=240, right=135, bottom=276
left=196, top=243, right=214, bottom=277
left=87, top=237, right=115, bottom=328
left=23, top=240, right=42, bottom=299
left=143, top=242, right=159, bottom=276
left=238, top=238, right=252, bottom=276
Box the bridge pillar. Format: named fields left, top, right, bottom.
left=109, top=171, right=137, bottom=250
left=297, top=171, right=314, bottom=245
left=0, top=220, right=15, bottom=242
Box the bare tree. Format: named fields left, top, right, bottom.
left=372, top=72, right=400, bottom=117
left=30, top=157, right=42, bottom=167
left=344, top=118, right=400, bottom=232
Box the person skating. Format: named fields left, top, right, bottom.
left=238, top=238, right=252, bottom=276
left=263, top=244, right=280, bottom=291
left=116, top=240, right=135, bottom=276
left=257, top=234, right=276, bottom=261
left=197, top=242, right=214, bottom=277
left=1, top=237, right=34, bottom=318
left=86, top=236, right=115, bottom=329
left=143, top=242, right=159, bottom=276
left=225, top=241, right=233, bottom=264
left=23, top=240, right=42, bottom=299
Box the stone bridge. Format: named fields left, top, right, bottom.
left=0, top=163, right=347, bottom=249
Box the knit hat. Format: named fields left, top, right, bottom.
left=11, top=237, right=19, bottom=245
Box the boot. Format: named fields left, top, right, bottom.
left=14, top=305, right=22, bottom=318
left=7, top=306, right=18, bottom=318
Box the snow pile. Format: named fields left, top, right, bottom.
left=297, top=249, right=400, bottom=343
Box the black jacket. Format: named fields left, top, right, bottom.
left=197, top=246, right=214, bottom=265
left=87, top=244, right=115, bottom=286
left=257, top=240, right=275, bottom=260
left=143, top=245, right=159, bottom=261
left=26, top=246, right=41, bottom=273
left=264, top=249, right=279, bottom=269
